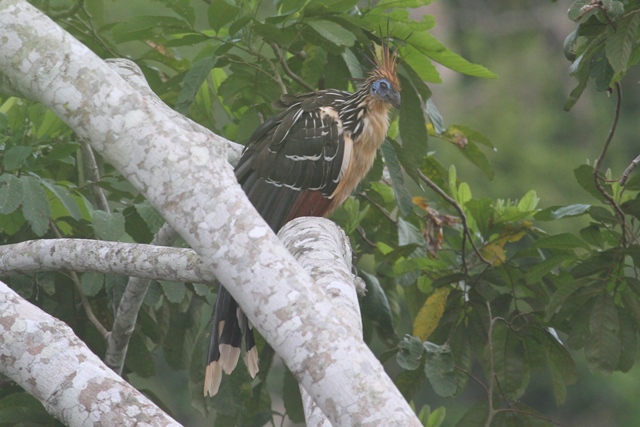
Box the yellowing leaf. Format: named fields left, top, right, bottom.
left=413, top=287, right=451, bottom=341
left=481, top=241, right=506, bottom=266
left=481, top=229, right=527, bottom=266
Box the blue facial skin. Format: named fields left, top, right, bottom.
left=370, top=78, right=401, bottom=108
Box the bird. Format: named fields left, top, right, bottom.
left=204, top=42, right=401, bottom=397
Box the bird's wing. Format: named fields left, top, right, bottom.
left=235, top=91, right=352, bottom=232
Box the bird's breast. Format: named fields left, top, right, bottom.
left=328, top=105, right=391, bottom=212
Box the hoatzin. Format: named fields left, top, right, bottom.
left=204, top=44, right=401, bottom=397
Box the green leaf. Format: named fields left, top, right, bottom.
left=391, top=23, right=496, bottom=79
left=136, top=202, right=165, bottom=232
left=92, top=210, right=126, bottom=241
left=48, top=141, right=79, bottom=162
left=455, top=401, right=489, bottom=427
left=159, top=280, right=186, bottom=304
left=400, top=48, right=441, bottom=84
left=157, top=0, right=195, bottom=26
left=425, top=406, right=446, bottom=427
left=306, top=20, right=356, bottom=47
left=308, top=0, right=360, bottom=12
left=532, top=233, right=590, bottom=251
left=397, top=75, right=429, bottom=186
left=3, top=146, right=32, bottom=171
left=536, top=203, right=591, bottom=220
left=494, top=403, right=554, bottom=426
left=492, top=322, right=528, bottom=399
left=465, top=197, right=493, bottom=236
left=111, top=16, right=193, bottom=43
left=396, top=334, right=424, bottom=370
left=616, top=306, right=637, bottom=372
left=0, top=393, right=52, bottom=424
left=586, top=292, right=621, bottom=372
left=545, top=280, right=588, bottom=322
left=425, top=98, right=445, bottom=134
left=80, top=272, right=104, bottom=297
left=163, top=308, right=188, bottom=370
left=0, top=174, right=22, bottom=214
left=455, top=139, right=494, bottom=180
left=423, top=341, right=457, bottom=397
left=380, top=140, right=414, bottom=217
left=126, top=332, right=156, bottom=378
left=360, top=270, right=395, bottom=338
left=208, top=0, right=241, bottom=32
left=21, top=175, right=50, bottom=236
left=526, top=254, right=574, bottom=285
left=606, top=13, right=640, bottom=74
left=394, top=367, right=427, bottom=400
left=41, top=181, right=82, bottom=220
left=544, top=330, right=577, bottom=405
left=175, top=56, right=217, bottom=115
left=282, top=368, right=305, bottom=423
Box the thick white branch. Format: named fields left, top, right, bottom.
left=279, top=218, right=362, bottom=427
left=0, top=280, right=182, bottom=427
left=0, top=2, right=421, bottom=425
left=0, top=238, right=212, bottom=284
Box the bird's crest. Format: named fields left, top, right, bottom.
left=367, top=41, right=400, bottom=92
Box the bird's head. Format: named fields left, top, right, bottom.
left=369, top=78, right=401, bottom=109
left=366, top=42, right=401, bottom=109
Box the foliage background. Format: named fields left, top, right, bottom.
left=2, top=0, right=640, bottom=426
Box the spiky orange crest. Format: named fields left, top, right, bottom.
left=368, top=41, right=400, bottom=92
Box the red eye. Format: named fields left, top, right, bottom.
left=379, top=81, right=388, bottom=90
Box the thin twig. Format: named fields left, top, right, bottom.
left=485, top=301, right=496, bottom=427
left=619, top=153, right=640, bottom=186
left=356, top=226, right=377, bottom=248
left=270, top=43, right=315, bottom=91
left=80, top=140, right=110, bottom=213
left=359, top=191, right=397, bottom=224
left=454, top=365, right=489, bottom=395
left=416, top=169, right=489, bottom=269
left=593, top=82, right=628, bottom=245
left=51, top=222, right=109, bottom=338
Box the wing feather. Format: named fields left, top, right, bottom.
left=235, top=91, right=349, bottom=231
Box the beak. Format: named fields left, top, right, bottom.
left=386, top=91, right=401, bottom=109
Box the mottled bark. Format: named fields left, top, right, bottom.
left=0, top=280, right=182, bottom=427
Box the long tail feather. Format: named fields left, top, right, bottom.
left=204, top=286, right=258, bottom=396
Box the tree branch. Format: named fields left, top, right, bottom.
left=105, top=223, right=179, bottom=374
left=0, top=280, right=182, bottom=427
left=279, top=218, right=365, bottom=427
left=0, top=238, right=211, bottom=283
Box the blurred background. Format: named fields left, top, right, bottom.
left=417, top=1, right=640, bottom=426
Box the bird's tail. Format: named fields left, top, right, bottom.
left=204, top=286, right=259, bottom=396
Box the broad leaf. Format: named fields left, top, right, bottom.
left=380, top=140, right=414, bottom=216
left=81, top=271, right=104, bottom=297
left=306, top=20, right=355, bottom=47
left=21, top=175, right=50, bottom=236
left=359, top=270, right=395, bottom=338
left=605, top=13, right=640, bottom=74
left=176, top=56, right=217, bottom=114
left=397, top=334, right=424, bottom=370
left=0, top=174, right=22, bottom=214
left=423, top=341, right=457, bottom=397
left=92, top=210, right=126, bottom=241
left=413, top=287, right=450, bottom=341
left=586, top=292, right=621, bottom=372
